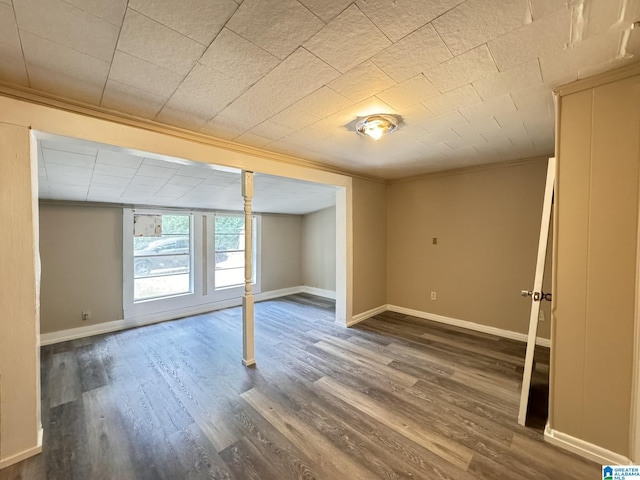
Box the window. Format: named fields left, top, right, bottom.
left=133, top=214, right=191, bottom=301
left=123, top=209, right=260, bottom=321
left=214, top=215, right=254, bottom=289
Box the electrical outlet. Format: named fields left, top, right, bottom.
left=538, top=310, right=545, bottom=322
left=430, top=291, right=437, bottom=301
left=82, top=310, right=91, bottom=321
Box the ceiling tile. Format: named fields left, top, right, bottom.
left=129, top=0, right=238, bottom=45
left=298, top=0, right=353, bottom=22
left=48, top=184, right=89, bottom=198
left=269, top=105, right=322, bottom=131
left=530, top=0, right=567, bottom=20
left=101, top=80, right=167, bottom=119
left=356, top=0, right=465, bottom=42
left=459, top=94, right=517, bottom=122
left=539, top=30, right=621, bottom=86
left=418, top=110, right=469, bottom=133
left=582, top=0, right=622, bottom=39
left=446, top=133, right=486, bottom=149
left=218, top=48, right=339, bottom=130
left=45, top=163, right=92, bottom=180
left=304, top=5, right=391, bottom=73
left=376, top=74, right=439, bottom=110
left=0, top=46, right=29, bottom=86
left=424, top=45, right=498, bottom=93
left=510, top=85, right=554, bottom=114
left=415, top=127, right=460, bottom=144
left=124, top=184, right=161, bottom=195
left=453, top=117, right=502, bottom=137
left=0, top=4, right=21, bottom=50
left=116, top=9, right=205, bottom=76
left=327, top=61, right=396, bottom=103
left=295, top=87, right=353, bottom=117
left=433, top=0, right=531, bottom=56
left=129, top=175, right=167, bottom=187
left=108, top=51, right=183, bottom=98
left=472, top=59, right=543, bottom=100
left=167, top=175, right=202, bottom=187
left=233, top=131, right=272, bottom=148
left=372, top=24, right=453, bottom=82
left=88, top=185, right=126, bottom=200
left=176, top=165, right=214, bottom=178
left=173, top=64, right=248, bottom=115
left=200, top=115, right=251, bottom=140
left=250, top=120, right=294, bottom=141
left=226, top=0, right=323, bottom=60
left=96, top=150, right=143, bottom=168
left=94, top=163, right=137, bottom=178
left=488, top=7, right=570, bottom=71
left=400, top=104, right=434, bottom=127
left=28, top=65, right=104, bottom=103
left=199, top=28, right=279, bottom=87
left=65, top=0, right=127, bottom=26
left=91, top=174, right=131, bottom=187
left=44, top=148, right=95, bottom=168
left=40, top=139, right=97, bottom=156
left=13, top=0, right=119, bottom=61
left=156, top=184, right=192, bottom=198
left=21, top=31, right=110, bottom=87
left=137, top=163, right=180, bottom=179
left=423, top=84, right=482, bottom=117
left=155, top=105, right=210, bottom=131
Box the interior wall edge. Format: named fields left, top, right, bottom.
left=544, top=424, right=632, bottom=466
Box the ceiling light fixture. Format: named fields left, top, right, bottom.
left=355, top=114, right=398, bottom=140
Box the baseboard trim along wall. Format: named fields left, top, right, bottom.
left=40, top=286, right=338, bottom=345
left=347, top=304, right=388, bottom=327
left=386, top=305, right=552, bottom=347
left=301, top=286, right=337, bottom=299
left=0, top=428, right=43, bottom=470
left=544, top=424, right=632, bottom=466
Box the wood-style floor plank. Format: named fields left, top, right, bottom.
left=0, top=294, right=599, bottom=480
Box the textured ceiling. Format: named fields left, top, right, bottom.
left=37, top=134, right=337, bottom=214
left=2, top=0, right=639, bottom=178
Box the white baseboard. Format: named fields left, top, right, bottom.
left=301, top=286, right=336, bottom=300
left=386, top=305, right=551, bottom=347
left=347, top=304, right=388, bottom=327
left=0, top=428, right=43, bottom=469
left=544, top=424, right=632, bottom=465
left=40, top=286, right=306, bottom=346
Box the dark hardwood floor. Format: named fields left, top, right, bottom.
left=1, top=294, right=598, bottom=479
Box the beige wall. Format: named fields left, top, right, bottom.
left=260, top=214, right=302, bottom=292
left=39, top=204, right=124, bottom=334
left=302, top=207, right=336, bottom=291
left=38, top=205, right=304, bottom=333
left=0, top=124, right=41, bottom=466
left=552, top=72, right=640, bottom=457
left=352, top=178, right=388, bottom=315
left=387, top=159, right=551, bottom=338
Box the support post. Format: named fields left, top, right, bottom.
left=241, top=171, right=255, bottom=367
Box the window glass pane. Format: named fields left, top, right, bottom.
left=214, top=234, right=244, bottom=252
left=215, top=216, right=244, bottom=234
left=215, top=268, right=245, bottom=289
left=135, top=274, right=190, bottom=301
left=215, top=251, right=244, bottom=269
left=133, top=214, right=191, bottom=301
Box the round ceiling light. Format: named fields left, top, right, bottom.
left=355, top=114, right=398, bottom=140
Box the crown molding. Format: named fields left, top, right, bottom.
left=554, top=61, right=640, bottom=97
left=388, top=155, right=551, bottom=185
left=0, top=82, right=385, bottom=184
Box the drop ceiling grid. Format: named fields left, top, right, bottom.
left=3, top=0, right=636, bottom=178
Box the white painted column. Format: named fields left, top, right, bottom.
left=241, top=171, right=255, bottom=367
